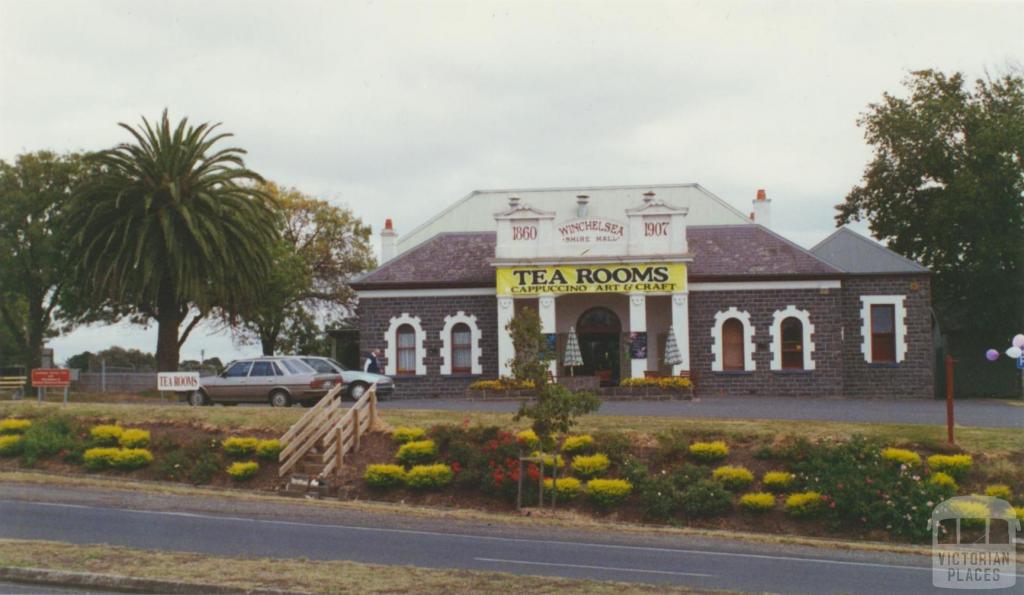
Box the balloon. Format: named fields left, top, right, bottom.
left=985, top=349, right=999, bottom=362
left=1007, top=346, right=1023, bottom=359
left=1013, top=334, right=1024, bottom=349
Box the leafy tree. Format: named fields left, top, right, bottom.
left=231, top=182, right=374, bottom=355
left=508, top=307, right=600, bottom=446
left=69, top=111, right=280, bottom=371
left=837, top=70, right=1024, bottom=395
left=0, top=151, right=92, bottom=379
left=63, top=346, right=157, bottom=371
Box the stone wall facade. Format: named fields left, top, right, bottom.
left=356, top=274, right=934, bottom=400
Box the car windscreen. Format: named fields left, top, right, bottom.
left=279, top=358, right=315, bottom=375
left=327, top=358, right=349, bottom=371
left=301, top=358, right=336, bottom=374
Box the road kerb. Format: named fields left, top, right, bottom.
left=0, top=566, right=309, bottom=595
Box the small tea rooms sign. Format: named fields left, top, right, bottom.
left=157, top=372, right=200, bottom=392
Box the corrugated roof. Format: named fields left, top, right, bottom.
left=354, top=225, right=845, bottom=288
left=810, top=227, right=929, bottom=274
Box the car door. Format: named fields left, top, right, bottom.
left=247, top=361, right=278, bottom=402
left=210, top=361, right=252, bottom=402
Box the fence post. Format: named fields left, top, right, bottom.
left=353, top=406, right=361, bottom=451
left=335, top=425, right=343, bottom=477
left=370, top=386, right=377, bottom=426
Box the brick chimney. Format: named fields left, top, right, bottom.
left=380, top=218, right=397, bottom=263
left=752, top=189, right=771, bottom=228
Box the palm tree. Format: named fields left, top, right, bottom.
left=71, top=111, right=279, bottom=371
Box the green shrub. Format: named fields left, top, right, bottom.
left=927, top=454, right=972, bottom=479
left=711, top=465, right=754, bottom=491
left=635, top=474, right=682, bottom=520
left=762, top=471, right=794, bottom=492
left=688, top=441, right=729, bottom=463
left=119, top=428, right=150, bottom=449
left=89, top=424, right=123, bottom=446
left=680, top=480, right=733, bottom=517
left=543, top=477, right=583, bottom=500
left=0, top=419, right=31, bottom=435
left=364, top=464, right=406, bottom=489
left=0, top=435, right=23, bottom=456
left=561, top=435, right=594, bottom=454
left=255, top=439, right=282, bottom=460
left=571, top=453, right=610, bottom=479
left=670, top=463, right=710, bottom=489
left=586, top=479, right=633, bottom=508
left=222, top=437, right=259, bottom=457
left=785, top=491, right=823, bottom=518
left=83, top=447, right=153, bottom=471
left=591, top=431, right=633, bottom=464
left=880, top=447, right=921, bottom=466
left=396, top=439, right=438, bottom=466
left=156, top=438, right=220, bottom=484
left=21, top=416, right=85, bottom=466
left=739, top=492, right=776, bottom=513
left=227, top=461, right=259, bottom=481
left=516, top=429, right=539, bottom=450
left=392, top=427, right=427, bottom=444
left=985, top=484, right=1013, bottom=501
left=930, top=472, right=958, bottom=491
left=405, top=464, right=453, bottom=490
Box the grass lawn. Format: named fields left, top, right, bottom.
left=0, top=401, right=1020, bottom=455
left=0, top=539, right=684, bottom=594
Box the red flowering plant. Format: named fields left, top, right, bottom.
left=428, top=424, right=539, bottom=501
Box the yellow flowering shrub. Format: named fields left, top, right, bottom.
left=1014, top=506, right=1024, bottom=521
left=571, top=453, right=610, bottom=479
left=712, top=465, right=754, bottom=491
left=395, top=440, right=437, bottom=466
left=0, top=418, right=31, bottom=435
left=516, top=430, right=539, bottom=449
left=688, top=440, right=729, bottom=462
left=561, top=434, right=594, bottom=454
left=762, top=471, right=794, bottom=492
left=0, top=435, right=23, bottom=456
left=392, top=427, right=427, bottom=444
left=256, top=439, right=282, bottom=460
left=739, top=492, right=776, bottom=513
left=620, top=377, right=692, bottom=390
left=927, top=454, right=972, bottom=479
left=530, top=451, right=564, bottom=469
left=89, top=424, right=123, bottom=446
left=586, top=479, right=633, bottom=508
left=119, top=429, right=150, bottom=449
left=227, top=461, right=259, bottom=481
left=404, top=464, right=453, bottom=490
left=222, top=437, right=259, bottom=457
left=929, top=472, right=958, bottom=491
left=985, top=484, right=1013, bottom=501
left=785, top=491, right=823, bottom=518
left=468, top=378, right=535, bottom=390
left=364, top=464, right=407, bottom=489
left=880, top=448, right=921, bottom=466
left=543, top=477, right=583, bottom=500
left=83, top=447, right=153, bottom=470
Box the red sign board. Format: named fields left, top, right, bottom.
left=31, top=368, right=71, bottom=388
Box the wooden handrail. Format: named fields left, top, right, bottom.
left=321, top=384, right=378, bottom=477
left=278, top=383, right=344, bottom=477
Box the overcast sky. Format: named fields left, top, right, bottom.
left=1, top=0, right=1021, bottom=365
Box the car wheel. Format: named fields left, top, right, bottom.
left=269, top=390, right=291, bottom=408
left=348, top=382, right=368, bottom=401
left=188, top=390, right=207, bottom=407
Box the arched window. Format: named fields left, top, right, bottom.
left=722, top=318, right=745, bottom=371
left=396, top=324, right=416, bottom=375
left=780, top=317, right=804, bottom=370
left=451, top=323, right=472, bottom=374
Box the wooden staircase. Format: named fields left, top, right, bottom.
left=277, top=383, right=380, bottom=498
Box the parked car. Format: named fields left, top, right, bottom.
left=187, top=356, right=344, bottom=407
left=299, top=356, right=394, bottom=400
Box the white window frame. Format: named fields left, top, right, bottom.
left=439, top=311, right=482, bottom=375
left=769, top=305, right=815, bottom=371
left=385, top=313, right=427, bottom=376
left=860, top=295, right=907, bottom=364
left=711, top=308, right=756, bottom=372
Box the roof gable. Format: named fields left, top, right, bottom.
left=810, top=227, right=929, bottom=274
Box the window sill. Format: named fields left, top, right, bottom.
left=771, top=369, right=813, bottom=375
left=713, top=370, right=755, bottom=376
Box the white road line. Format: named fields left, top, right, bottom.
left=475, top=557, right=715, bottom=578
left=0, top=499, right=961, bottom=574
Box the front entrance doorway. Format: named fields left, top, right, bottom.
left=577, top=307, right=621, bottom=386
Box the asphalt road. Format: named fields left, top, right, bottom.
left=0, top=484, right=1008, bottom=594
left=379, top=396, right=1024, bottom=428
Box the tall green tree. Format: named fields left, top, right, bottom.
left=232, top=182, right=374, bottom=355
left=0, top=151, right=90, bottom=377
left=837, top=70, right=1024, bottom=395
left=70, top=111, right=280, bottom=371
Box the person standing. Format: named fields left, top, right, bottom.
left=364, top=348, right=382, bottom=374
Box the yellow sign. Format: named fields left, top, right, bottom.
left=496, top=263, right=686, bottom=296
